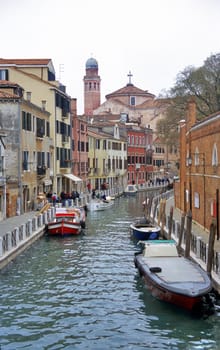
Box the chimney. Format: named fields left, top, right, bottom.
left=26, top=91, right=31, bottom=102
left=42, top=100, right=46, bottom=111
left=186, top=97, right=196, bottom=131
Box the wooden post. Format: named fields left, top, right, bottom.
left=184, top=210, right=192, bottom=258
left=161, top=199, right=166, bottom=238
left=157, top=199, right=162, bottom=226
left=207, top=219, right=216, bottom=277
left=177, top=213, right=185, bottom=251
left=168, top=206, right=173, bottom=239
left=146, top=195, right=153, bottom=221
left=152, top=198, right=158, bottom=224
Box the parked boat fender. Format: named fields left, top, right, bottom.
left=149, top=267, right=162, bottom=273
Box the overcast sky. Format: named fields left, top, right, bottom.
left=1, top=0, right=220, bottom=113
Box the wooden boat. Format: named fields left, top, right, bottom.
left=124, top=184, right=137, bottom=196
left=47, top=207, right=86, bottom=236
left=130, top=220, right=160, bottom=240
left=87, top=199, right=114, bottom=211
left=134, top=240, right=213, bottom=313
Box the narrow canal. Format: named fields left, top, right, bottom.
left=1, top=193, right=220, bottom=350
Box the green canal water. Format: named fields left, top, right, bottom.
left=0, top=193, right=220, bottom=349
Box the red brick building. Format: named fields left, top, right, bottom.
left=176, top=98, right=220, bottom=236
left=127, top=123, right=153, bottom=185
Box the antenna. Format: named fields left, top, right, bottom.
left=59, top=63, right=64, bottom=81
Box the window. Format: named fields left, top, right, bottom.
left=212, top=143, right=218, bottom=166
left=36, top=118, right=45, bottom=137
left=130, top=96, right=135, bottom=106
left=47, top=152, right=50, bottom=168
left=37, top=152, right=45, bottom=167
left=96, top=139, right=100, bottom=149
left=194, top=148, right=200, bottom=166
left=23, top=151, right=29, bottom=170
left=0, top=69, right=8, bottom=80
left=194, top=192, right=200, bottom=208
left=22, top=111, right=32, bottom=131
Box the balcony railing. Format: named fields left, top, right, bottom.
left=37, top=165, right=46, bottom=176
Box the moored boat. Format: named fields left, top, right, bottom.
left=87, top=199, right=114, bottom=212
left=124, top=184, right=137, bottom=196
left=130, top=220, right=160, bottom=240
left=134, top=240, right=213, bottom=314
left=47, top=207, right=86, bottom=236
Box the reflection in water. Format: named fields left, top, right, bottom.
left=0, top=193, right=220, bottom=349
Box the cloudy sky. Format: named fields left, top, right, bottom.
left=1, top=0, right=220, bottom=113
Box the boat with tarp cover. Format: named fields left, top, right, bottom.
left=134, top=240, right=213, bottom=314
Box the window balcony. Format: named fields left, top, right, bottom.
left=37, top=165, right=46, bottom=176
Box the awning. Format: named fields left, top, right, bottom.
left=63, top=174, right=82, bottom=182
left=44, top=179, right=52, bottom=186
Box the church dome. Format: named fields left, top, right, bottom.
left=86, top=57, right=98, bottom=69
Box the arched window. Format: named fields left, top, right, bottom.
left=212, top=143, right=218, bottom=166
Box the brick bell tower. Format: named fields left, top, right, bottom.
left=83, top=57, right=101, bottom=115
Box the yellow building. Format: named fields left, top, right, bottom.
left=0, top=58, right=72, bottom=203
left=88, top=124, right=127, bottom=192
left=0, top=81, right=54, bottom=216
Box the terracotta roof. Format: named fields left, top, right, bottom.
left=0, top=58, right=51, bottom=66
left=0, top=80, right=21, bottom=87
left=106, top=84, right=155, bottom=99
left=0, top=90, right=20, bottom=99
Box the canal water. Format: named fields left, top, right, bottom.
left=1, top=192, right=220, bottom=350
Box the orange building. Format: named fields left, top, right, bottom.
left=71, top=98, right=88, bottom=191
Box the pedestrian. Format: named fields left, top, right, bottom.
left=52, top=193, right=57, bottom=206
left=87, top=182, right=91, bottom=193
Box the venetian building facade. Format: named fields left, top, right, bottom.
left=92, top=71, right=175, bottom=179
left=176, top=98, right=220, bottom=234
left=0, top=81, right=52, bottom=217
left=71, top=98, right=88, bottom=192
left=0, top=58, right=72, bottom=201
left=87, top=123, right=127, bottom=192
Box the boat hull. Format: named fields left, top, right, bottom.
left=47, top=221, right=81, bottom=236
left=130, top=223, right=160, bottom=240
left=134, top=252, right=212, bottom=312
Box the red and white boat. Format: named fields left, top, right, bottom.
left=47, top=207, right=86, bottom=236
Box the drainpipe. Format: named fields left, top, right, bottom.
left=17, top=102, right=23, bottom=215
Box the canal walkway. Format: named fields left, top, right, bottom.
left=0, top=211, right=37, bottom=236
